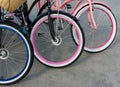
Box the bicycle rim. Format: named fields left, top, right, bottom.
left=31, top=11, right=84, bottom=67
left=75, top=4, right=116, bottom=52
left=0, top=22, right=33, bottom=84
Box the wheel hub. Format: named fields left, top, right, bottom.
left=51, top=37, right=62, bottom=46
left=0, top=48, right=9, bottom=60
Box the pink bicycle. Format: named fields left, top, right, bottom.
left=38, top=0, right=117, bottom=53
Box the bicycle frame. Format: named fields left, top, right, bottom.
left=40, top=0, right=111, bottom=29
left=4, top=0, right=112, bottom=30
left=22, top=0, right=56, bottom=40
left=53, top=0, right=97, bottom=29
left=3, top=0, right=55, bottom=40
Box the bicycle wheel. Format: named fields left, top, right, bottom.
left=31, top=11, right=84, bottom=67
left=74, top=3, right=117, bottom=52
left=0, top=21, right=34, bottom=85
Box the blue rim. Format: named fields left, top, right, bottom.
left=0, top=26, right=29, bottom=82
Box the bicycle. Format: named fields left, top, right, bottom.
left=12, top=0, right=85, bottom=68
left=40, top=0, right=117, bottom=53
left=29, top=0, right=85, bottom=68
left=0, top=15, right=34, bottom=84
left=11, top=0, right=85, bottom=68
left=0, top=0, right=84, bottom=84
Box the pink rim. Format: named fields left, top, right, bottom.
left=31, top=14, right=83, bottom=66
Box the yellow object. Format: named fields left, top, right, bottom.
left=0, top=0, right=27, bottom=12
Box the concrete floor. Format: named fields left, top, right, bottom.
left=1, top=0, right=120, bottom=87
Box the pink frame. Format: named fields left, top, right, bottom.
left=51, top=0, right=97, bottom=29
left=37, top=0, right=111, bottom=29
left=9, top=0, right=111, bottom=29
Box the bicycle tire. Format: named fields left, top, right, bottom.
left=74, top=3, right=117, bottom=52
left=30, top=11, right=84, bottom=67
left=0, top=21, right=34, bottom=85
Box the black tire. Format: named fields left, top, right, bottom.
left=31, top=11, right=84, bottom=67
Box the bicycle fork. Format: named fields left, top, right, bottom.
left=47, top=0, right=56, bottom=41
left=87, top=0, right=97, bottom=29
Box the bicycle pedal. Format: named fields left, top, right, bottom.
left=38, top=33, right=44, bottom=36
left=66, top=4, right=72, bottom=9
left=5, top=17, right=14, bottom=20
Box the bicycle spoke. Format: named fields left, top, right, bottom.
left=1, top=29, right=9, bottom=46
left=58, top=23, right=70, bottom=36
left=5, top=33, right=18, bottom=48
left=40, top=44, right=53, bottom=53
left=7, top=40, right=23, bottom=49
